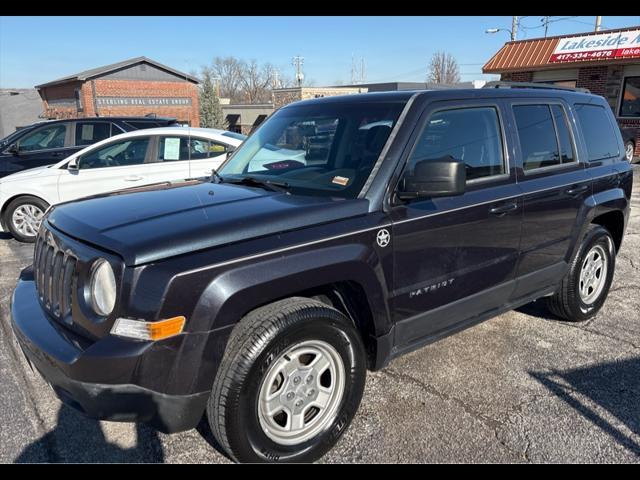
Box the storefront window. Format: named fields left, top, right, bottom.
left=620, top=77, right=640, bottom=118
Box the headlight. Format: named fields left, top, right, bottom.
left=89, top=259, right=116, bottom=316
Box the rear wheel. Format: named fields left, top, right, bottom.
left=4, top=196, right=49, bottom=243
left=208, top=297, right=366, bottom=463
left=546, top=225, right=615, bottom=322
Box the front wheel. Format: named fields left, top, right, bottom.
left=208, top=297, right=366, bottom=463
left=546, top=225, right=615, bottom=322
left=4, top=195, right=49, bottom=242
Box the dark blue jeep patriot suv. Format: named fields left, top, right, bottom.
left=11, top=83, right=633, bottom=463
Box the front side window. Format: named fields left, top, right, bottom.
left=408, top=106, right=505, bottom=181
left=220, top=101, right=405, bottom=198
left=619, top=76, right=640, bottom=117
left=18, top=125, right=66, bottom=152
left=79, top=137, right=150, bottom=169
left=75, top=122, right=111, bottom=146
left=513, top=105, right=561, bottom=170
left=575, top=103, right=620, bottom=161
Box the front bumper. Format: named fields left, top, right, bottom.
left=10, top=268, right=214, bottom=433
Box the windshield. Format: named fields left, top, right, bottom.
left=219, top=101, right=406, bottom=198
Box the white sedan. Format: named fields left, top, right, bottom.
left=0, top=127, right=245, bottom=242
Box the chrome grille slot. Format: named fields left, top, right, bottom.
left=33, top=230, right=77, bottom=322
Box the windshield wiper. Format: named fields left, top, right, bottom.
left=209, top=167, right=224, bottom=184
left=224, top=176, right=291, bottom=193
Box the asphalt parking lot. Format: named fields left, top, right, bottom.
left=0, top=166, right=638, bottom=463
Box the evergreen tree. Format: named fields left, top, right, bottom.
left=199, top=68, right=224, bottom=129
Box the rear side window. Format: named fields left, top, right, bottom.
left=158, top=136, right=189, bottom=162
left=75, top=122, right=111, bottom=146
left=574, top=104, right=619, bottom=161
left=409, top=106, right=505, bottom=181
left=551, top=105, right=575, bottom=164
left=513, top=105, right=561, bottom=170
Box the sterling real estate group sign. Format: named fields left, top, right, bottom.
left=550, top=29, right=640, bottom=63
left=96, top=97, right=192, bottom=106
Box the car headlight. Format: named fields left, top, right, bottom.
left=89, top=259, right=116, bottom=316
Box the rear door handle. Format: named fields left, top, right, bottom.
left=489, top=203, right=519, bottom=216
left=124, top=175, right=143, bottom=181
left=566, top=185, right=588, bottom=196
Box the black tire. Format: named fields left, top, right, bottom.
left=208, top=297, right=366, bottom=463
left=624, top=141, right=635, bottom=163
left=546, top=225, right=615, bottom=322
left=3, top=195, right=49, bottom=243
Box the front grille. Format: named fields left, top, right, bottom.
left=33, top=230, right=77, bottom=324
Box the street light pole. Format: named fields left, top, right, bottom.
left=511, top=16, right=518, bottom=41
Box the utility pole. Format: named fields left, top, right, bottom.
left=360, top=57, right=365, bottom=83
left=212, top=76, right=221, bottom=98
left=595, top=16, right=602, bottom=32
left=351, top=54, right=356, bottom=84
left=272, top=68, right=281, bottom=89
left=292, top=55, right=304, bottom=87
left=543, top=16, right=550, bottom=37
left=511, top=16, right=518, bottom=41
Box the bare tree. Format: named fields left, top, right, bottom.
left=239, top=60, right=274, bottom=103
left=206, top=56, right=316, bottom=104
left=210, top=56, right=245, bottom=103
left=427, top=52, right=460, bottom=85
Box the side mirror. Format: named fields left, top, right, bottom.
left=398, top=156, right=466, bottom=201
left=67, top=158, right=79, bottom=172
left=7, top=143, right=19, bottom=155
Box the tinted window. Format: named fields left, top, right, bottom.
left=18, top=125, right=66, bottom=152
left=79, top=137, right=150, bottom=169
left=619, top=76, right=640, bottom=117
left=158, top=136, right=189, bottom=162
left=551, top=105, right=575, bottom=164
left=513, top=105, right=560, bottom=170
left=75, top=122, right=111, bottom=146
left=575, top=104, right=619, bottom=161
left=409, top=107, right=505, bottom=181
left=190, top=138, right=227, bottom=160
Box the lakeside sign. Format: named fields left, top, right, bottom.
left=96, top=97, right=192, bottom=106
left=550, top=29, right=640, bottom=63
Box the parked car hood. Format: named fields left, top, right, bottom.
left=0, top=164, right=55, bottom=183
left=46, top=180, right=370, bottom=266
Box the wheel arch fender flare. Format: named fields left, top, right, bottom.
left=188, top=243, right=391, bottom=336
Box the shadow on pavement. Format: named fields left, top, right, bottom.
left=530, top=357, right=640, bottom=456
left=15, top=405, right=165, bottom=463
left=515, top=300, right=561, bottom=322
left=0, top=232, right=13, bottom=240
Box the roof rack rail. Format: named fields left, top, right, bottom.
left=483, top=81, right=590, bottom=94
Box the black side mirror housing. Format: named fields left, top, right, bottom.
left=7, top=143, right=19, bottom=155
left=398, top=156, right=466, bottom=201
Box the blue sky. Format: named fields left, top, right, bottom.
left=1, top=16, right=639, bottom=88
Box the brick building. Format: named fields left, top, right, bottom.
left=483, top=26, right=640, bottom=157
left=35, top=57, right=200, bottom=126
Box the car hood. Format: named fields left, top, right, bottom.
left=47, top=180, right=370, bottom=266
left=0, top=164, right=55, bottom=183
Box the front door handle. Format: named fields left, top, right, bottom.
left=124, top=175, right=143, bottom=181
left=566, top=185, right=588, bottom=196
left=489, top=203, right=519, bottom=216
